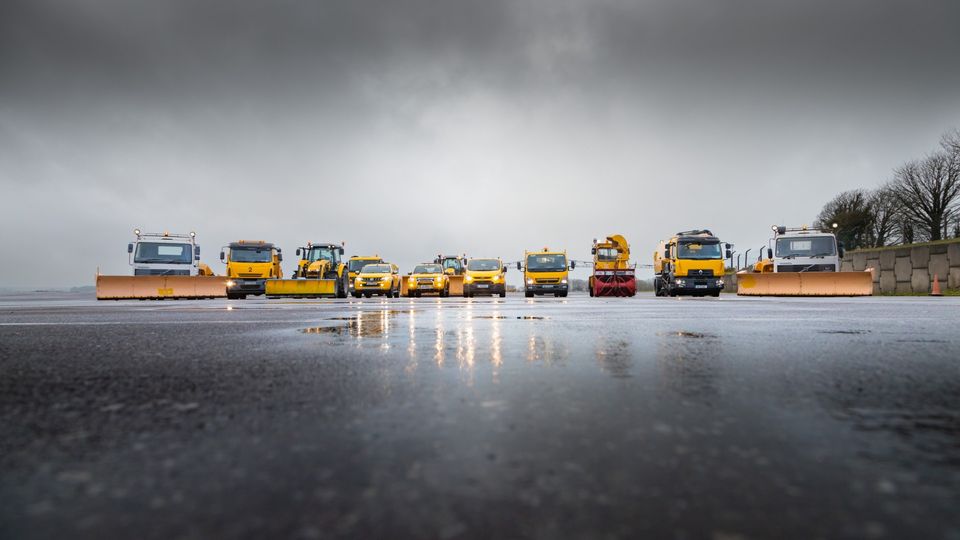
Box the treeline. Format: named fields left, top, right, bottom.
left=815, top=130, right=960, bottom=250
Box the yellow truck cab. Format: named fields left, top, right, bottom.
left=291, top=242, right=350, bottom=298
left=406, top=263, right=450, bottom=297
left=517, top=248, right=573, bottom=298
left=221, top=240, right=282, bottom=299
left=347, top=256, right=384, bottom=297
left=354, top=263, right=402, bottom=298
left=463, top=258, right=507, bottom=298
left=653, top=229, right=731, bottom=297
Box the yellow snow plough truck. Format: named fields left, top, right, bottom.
left=737, top=225, right=873, bottom=296
left=654, top=230, right=731, bottom=297
left=264, top=242, right=350, bottom=298
left=221, top=240, right=283, bottom=299
left=96, top=229, right=228, bottom=300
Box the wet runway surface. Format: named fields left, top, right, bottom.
left=1, top=292, right=959, bottom=539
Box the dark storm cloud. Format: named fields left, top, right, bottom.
left=1, top=0, right=959, bottom=287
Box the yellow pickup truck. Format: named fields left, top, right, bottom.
left=347, top=255, right=384, bottom=297
left=354, top=263, right=402, bottom=298
left=406, top=263, right=450, bottom=297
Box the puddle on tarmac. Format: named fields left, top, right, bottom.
left=819, top=330, right=871, bottom=335
left=658, top=331, right=718, bottom=339
left=472, top=315, right=548, bottom=320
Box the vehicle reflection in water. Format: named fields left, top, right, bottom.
left=595, top=338, right=633, bottom=378
left=300, top=310, right=400, bottom=340
left=656, top=330, right=722, bottom=399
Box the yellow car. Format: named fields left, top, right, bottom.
left=354, top=263, right=402, bottom=298
left=406, top=263, right=450, bottom=297
left=463, top=258, right=507, bottom=298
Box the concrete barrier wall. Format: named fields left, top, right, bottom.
left=840, top=240, right=960, bottom=294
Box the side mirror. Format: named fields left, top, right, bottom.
left=725, top=243, right=732, bottom=249
left=339, top=247, right=344, bottom=255
left=407, top=272, right=412, bottom=276
left=838, top=242, right=845, bottom=258
left=516, top=262, right=522, bottom=271
left=296, top=248, right=301, bottom=256
left=502, top=267, right=507, bottom=273
left=127, top=243, right=133, bottom=254
left=195, top=246, right=201, bottom=260
left=590, top=247, right=596, bottom=255
left=220, top=251, right=225, bottom=262
left=278, top=253, right=283, bottom=262
left=570, top=261, right=576, bottom=270
left=725, top=250, right=732, bottom=259
left=767, top=248, right=773, bottom=259
left=663, top=249, right=670, bottom=259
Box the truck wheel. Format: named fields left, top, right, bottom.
left=499, top=291, right=506, bottom=298
left=525, top=291, right=534, bottom=298
left=364, top=293, right=371, bottom=298
left=711, top=291, right=721, bottom=297
left=560, top=291, right=568, bottom=298
left=352, top=292, right=361, bottom=299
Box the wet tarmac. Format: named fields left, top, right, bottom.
left=1, top=292, right=959, bottom=539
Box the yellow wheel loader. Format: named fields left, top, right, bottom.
left=434, top=254, right=467, bottom=297
left=96, top=229, right=228, bottom=300
left=265, top=242, right=350, bottom=298
left=737, top=225, right=873, bottom=296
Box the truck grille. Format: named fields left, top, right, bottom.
left=134, top=269, right=190, bottom=276
left=776, top=264, right=835, bottom=272
left=417, top=278, right=436, bottom=284
left=685, top=269, right=714, bottom=277
left=238, top=273, right=262, bottom=278
left=536, top=278, right=560, bottom=284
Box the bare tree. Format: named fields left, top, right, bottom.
left=815, top=189, right=874, bottom=250
left=891, top=152, right=960, bottom=241
left=868, top=184, right=900, bottom=247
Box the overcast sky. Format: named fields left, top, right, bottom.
left=2, top=0, right=959, bottom=288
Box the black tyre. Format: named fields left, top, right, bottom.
left=499, top=291, right=506, bottom=298
left=364, top=293, right=372, bottom=298
left=560, top=291, right=568, bottom=298
left=525, top=291, right=534, bottom=298
left=711, top=291, right=721, bottom=297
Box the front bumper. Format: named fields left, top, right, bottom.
left=672, top=276, right=724, bottom=293
left=526, top=282, right=568, bottom=294
left=228, top=278, right=266, bottom=295
left=409, top=280, right=444, bottom=292
left=464, top=282, right=506, bottom=295
left=356, top=280, right=392, bottom=292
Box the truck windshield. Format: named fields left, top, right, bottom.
left=361, top=264, right=391, bottom=274
left=306, top=247, right=336, bottom=263
left=349, top=259, right=383, bottom=272
left=441, top=259, right=461, bottom=273
left=776, top=236, right=836, bottom=257
left=467, top=259, right=500, bottom=271
left=678, top=242, right=722, bottom=260
left=134, top=242, right=192, bottom=264
left=526, top=254, right=567, bottom=272
left=230, top=247, right=272, bottom=263
left=414, top=264, right=443, bottom=274
left=596, top=248, right=618, bottom=261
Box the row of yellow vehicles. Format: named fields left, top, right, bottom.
left=96, top=226, right=873, bottom=300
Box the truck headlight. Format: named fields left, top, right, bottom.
left=561, top=278, right=568, bottom=284
left=381, top=276, right=391, bottom=281
left=526, top=278, right=534, bottom=284
left=226, top=280, right=235, bottom=287
left=465, top=276, right=474, bottom=283
left=718, top=279, right=724, bottom=286
left=675, top=278, right=684, bottom=285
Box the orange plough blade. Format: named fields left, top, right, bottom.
left=96, top=275, right=229, bottom=300
left=737, top=270, right=874, bottom=297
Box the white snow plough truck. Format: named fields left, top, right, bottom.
left=737, top=225, right=873, bottom=296
left=96, top=229, right=228, bottom=300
